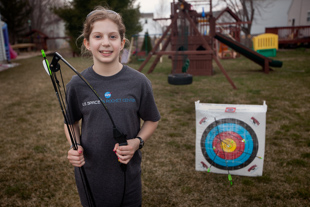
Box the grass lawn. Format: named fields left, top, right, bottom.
left=0, top=48, right=309, bottom=206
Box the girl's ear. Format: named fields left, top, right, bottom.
left=120, top=39, right=126, bottom=50
left=83, top=38, right=90, bottom=50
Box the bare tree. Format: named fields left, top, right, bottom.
left=28, top=0, right=66, bottom=34
left=219, top=0, right=272, bottom=47
left=153, top=0, right=171, bottom=34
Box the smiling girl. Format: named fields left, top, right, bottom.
left=64, top=6, right=160, bottom=207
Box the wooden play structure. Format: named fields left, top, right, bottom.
left=138, top=0, right=237, bottom=89
left=214, top=7, right=243, bottom=59
left=138, top=0, right=283, bottom=89
left=22, top=29, right=48, bottom=51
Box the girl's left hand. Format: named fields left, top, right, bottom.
left=113, top=138, right=140, bottom=164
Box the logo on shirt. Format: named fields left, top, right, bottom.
left=105, top=92, right=112, bottom=98
left=82, top=91, right=136, bottom=107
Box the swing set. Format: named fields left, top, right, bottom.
left=138, top=0, right=237, bottom=89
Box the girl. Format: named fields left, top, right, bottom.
left=64, top=6, right=160, bottom=207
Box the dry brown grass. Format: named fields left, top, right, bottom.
left=0, top=48, right=309, bottom=206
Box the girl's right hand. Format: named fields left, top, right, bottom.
left=67, top=145, right=85, bottom=167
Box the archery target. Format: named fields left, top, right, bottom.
left=195, top=101, right=267, bottom=177
left=201, top=118, right=258, bottom=170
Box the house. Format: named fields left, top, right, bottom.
left=44, top=18, right=68, bottom=50
left=139, top=13, right=161, bottom=35
left=264, top=0, right=310, bottom=47
left=287, top=0, right=310, bottom=26
left=250, top=0, right=292, bottom=35
left=134, top=12, right=163, bottom=55
left=250, top=0, right=310, bottom=35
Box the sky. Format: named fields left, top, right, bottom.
left=134, top=0, right=173, bottom=17
left=134, top=0, right=171, bottom=13
left=134, top=0, right=292, bottom=34
left=134, top=0, right=224, bottom=17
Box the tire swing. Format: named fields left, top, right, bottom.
left=168, top=58, right=192, bottom=85
left=168, top=13, right=192, bottom=86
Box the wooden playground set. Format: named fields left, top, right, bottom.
left=137, top=0, right=283, bottom=89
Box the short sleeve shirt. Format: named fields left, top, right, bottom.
left=66, top=65, right=160, bottom=206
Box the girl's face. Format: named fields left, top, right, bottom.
left=84, top=19, right=125, bottom=66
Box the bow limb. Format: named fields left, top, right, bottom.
left=41, top=50, right=96, bottom=207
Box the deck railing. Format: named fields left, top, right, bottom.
left=265, top=26, right=310, bottom=46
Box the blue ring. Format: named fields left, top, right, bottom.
left=206, top=123, right=253, bottom=167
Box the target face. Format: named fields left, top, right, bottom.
left=201, top=118, right=258, bottom=171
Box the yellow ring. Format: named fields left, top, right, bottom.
left=221, top=138, right=236, bottom=152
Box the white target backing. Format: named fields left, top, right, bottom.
left=195, top=101, right=267, bottom=177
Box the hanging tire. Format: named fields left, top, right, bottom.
left=168, top=73, right=193, bottom=85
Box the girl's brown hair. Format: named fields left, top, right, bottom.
left=79, top=6, right=126, bottom=55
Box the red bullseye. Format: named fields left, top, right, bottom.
left=212, top=131, right=245, bottom=160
